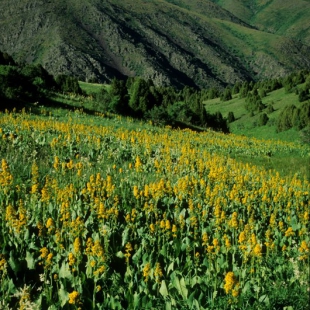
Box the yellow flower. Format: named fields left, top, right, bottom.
left=0, top=255, right=7, bottom=272
left=285, top=227, right=294, bottom=237
left=68, top=253, right=76, bottom=266
left=74, top=237, right=81, bottom=255
left=229, top=212, right=238, bottom=229
left=202, top=232, right=208, bottom=246
left=165, top=219, right=171, bottom=230
left=253, top=244, right=262, bottom=257
left=224, top=272, right=237, bottom=294
left=143, top=263, right=151, bottom=282
left=40, top=247, right=49, bottom=259
left=133, top=186, right=139, bottom=198
left=68, top=291, right=79, bottom=304
left=154, top=262, right=163, bottom=283
left=124, top=242, right=133, bottom=263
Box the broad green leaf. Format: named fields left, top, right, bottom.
left=167, top=262, right=174, bottom=274
left=171, top=274, right=188, bottom=300
left=8, top=252, right=20, bottom=273
left=59, top=261, right=72, bottom=279
left=165, top=301, right=172, bottom=310
left=159, top=280, right=169, bottom=298
left=58, top=288, right=69, bottom=307
left=133, top=292, right=140, bottom=308
left=25, top=251, right=35, bottom=270
left=122, top=228, right=129, bottom=246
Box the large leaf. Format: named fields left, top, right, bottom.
left=159, top=280, right=169, bottom=298
left=171, top=273, right=188, bottom=300
left=58, top=287, right=69, bottom=307
left=59, top=261, right=72, bottom=280
left=25, top=251, right=35, bottom=270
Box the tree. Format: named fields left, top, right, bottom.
left=128, top=78, right=156, bottom=116
left=221, top=87, right=232, bottom=101
left=258, top=113, right=269, bottom=126
left=55, top=75, right=82, bottom=94
left=227, top=111, right=235, bottom=123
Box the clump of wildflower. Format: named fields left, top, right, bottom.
left=68, top=290, right=79, bottom=304
left=46, top=217, right=54, bottom=233
left=299, top=240, right=309, bottom=260
left=154, top=262, right=163, bottom=283
left=224, top=272, right=239, bottom=296
left=124, top=242, right=133, bottom=263
left=285, top=227, right=294, bottom=237
left=68, top=253, right=76, bottom=266
left=143, top=263, right=151, bottom=282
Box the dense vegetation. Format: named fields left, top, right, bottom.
left=0, top=109, right=309, bottom=309
left=0, top=45, right=309, bottom=309
left=0, top=51, right=82, bottom=108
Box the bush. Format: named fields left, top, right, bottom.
left=220, top=87, right=232, bottom=101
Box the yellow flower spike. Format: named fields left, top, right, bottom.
left=143, top=263, right=151, bottom=282
left=165, top=219, right=171, bottom=230
left=224, top=272, right=239, bottom=295
left=150, top=223, right=156, bottom=233
left=133, top=185, right=139, bottom=198
left=154, top=262, right=163, bottom=283
left=253, top=244, right=262, bottom=257
left=73, top=237, right=81, bottom=255
left=285, top=227, right=295, bottom=237
left=68, top=291, right=79, bottom=304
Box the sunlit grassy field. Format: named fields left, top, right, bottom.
left=0, top=108, right=309, bottom=309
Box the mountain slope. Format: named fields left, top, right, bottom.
left=0, top=0, right=309, bottom=88
left=212, top=0, right=310, bottom=45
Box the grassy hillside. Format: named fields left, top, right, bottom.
left=204, top=84, right=308, bottom=142
left=212, top=0, right=310, bottom=45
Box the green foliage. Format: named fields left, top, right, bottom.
left=221, top=87, right=232, bottom=101
left=0, top=51, right=15, bottom=66
left=227, top=111, right=235, bottom=123
left=0, top=63, right=56, bottom=105
left=55, top=75, right=83, bottom=94
left=277, top=102, right=310, bottom=132
left=128, top=78, right=157, bottom=116
left=298, top=89, right=309, bottom=102
left=266, top=104, right=274, bottom=114
left=239, top=82, right=250, bottom=98
left=277, top=105, right=298, bottom=132
left=245, top=91, right=266, bottom=113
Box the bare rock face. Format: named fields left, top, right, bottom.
left=0, top=0, right=309, bottom=88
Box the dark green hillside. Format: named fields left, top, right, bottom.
left=0, top=0, right=309, bottom=88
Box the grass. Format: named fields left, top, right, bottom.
left=204, top=86, right=307, bottom=143
left=79, top=81, right=105, bottom=95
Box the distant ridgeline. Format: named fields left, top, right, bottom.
left=1, top=50, right=309, bottom=134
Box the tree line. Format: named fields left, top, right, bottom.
left=92, top=77, right=229, bottom=132
left=0, top=50, right=82, bottom=107
left=1, top=49, right=309, bottom=133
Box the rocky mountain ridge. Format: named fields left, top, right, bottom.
left=0, top=0, right=309, bottom=88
